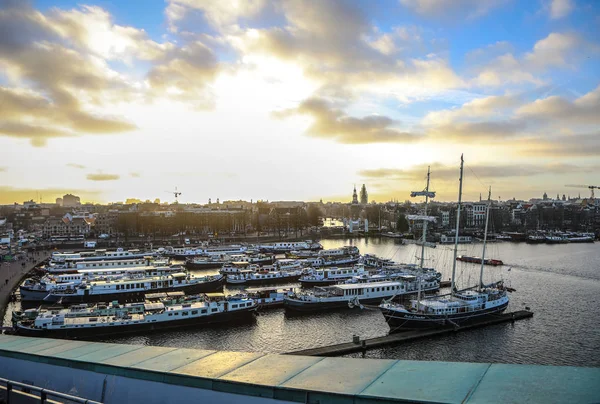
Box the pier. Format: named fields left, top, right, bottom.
left=287, top=310, right=533, bottom=357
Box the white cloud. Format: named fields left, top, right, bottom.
left=548, top=0, right=574, bottom=19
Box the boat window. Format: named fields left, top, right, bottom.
left=182, top=312, right=188, bottom=316
left=191, top=310, right=198, bottom=315
left=168, top=313, right=172, bottom=316
left=232, top=304, right=238, bottom=308
left=211, top=308, right=218, bottom=312
left=174, top=312, right=179, bottom=315
left=201, top=309, right=207, bottom=314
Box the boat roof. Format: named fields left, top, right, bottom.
left=144, top=302, right=165, bottom=311
left=145, top=291, right=185, bottom=300
left=244, top=286, right=292, bottom=293
left=334, top=281, right=402, bottom=290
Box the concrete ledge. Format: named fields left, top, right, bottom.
left=0, top=335, right=599, bottom=403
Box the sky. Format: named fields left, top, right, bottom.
left=1, top=0, right=599, bottom=204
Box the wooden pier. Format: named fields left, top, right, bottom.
left=287, top=310, right=533, bottom=357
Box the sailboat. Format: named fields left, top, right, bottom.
left=379, top=155, right=510, bottom=331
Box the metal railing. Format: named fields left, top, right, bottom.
left=0, top=377, right=102, bottom=404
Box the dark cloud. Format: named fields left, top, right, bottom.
left=86, top=173, right=120, bottom=181
left=274, top=97, right=420, bottom=144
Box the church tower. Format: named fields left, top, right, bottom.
left=360, top=184, right=368, bottom=204
left=352, top=185, right=359, bottom=204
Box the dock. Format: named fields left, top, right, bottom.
left=287, top=310, right=533, bottom=357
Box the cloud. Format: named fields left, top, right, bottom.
left=130, top=172, right=141, bottom=178
left=228, top=0, right=463, bottom=97
left=548, top=0, right=573, bottom=19
left=67, top=163, right=86, bottom=169
left=0, top=3, right=138, bottom=146
left=423, top=94, right=523, bottom=124
left=0, top=167, right=6, bottom=172
left=516, top=85, right=600, bottom=125
left=166, top=0, right=267, bottom=32
left=359, top=162, right=600, bottom=182
left=274, top=97, right=420, bottom=144
left=520, top=132, right=600, bottom=157
left=399, top=0, right=508, bottom=19
left=470, top=33, right=594, bottom=87
left=86, top=173, right=120, bottom=181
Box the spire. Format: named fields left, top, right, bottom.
left=352, top=184, right=358, bottom=204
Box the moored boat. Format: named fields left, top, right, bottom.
left=456, top=256, right=503, bottom=266
left=14, top=292, right=256, bottom=338
left=298, top=265, right=367, bottom=287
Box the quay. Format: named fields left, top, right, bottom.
left=0, top=250, right=50, bottom=323
left=287, top=310, right=534, bottom=357
left=0, top=334, right=598, bottom=404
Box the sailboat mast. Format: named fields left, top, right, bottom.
left=420, top=166, right=431, bottom=270
left=479, top=187, right=492, bottom=290
left=450, top=154, right=464, bottom=296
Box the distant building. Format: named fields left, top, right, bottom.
left=63, top=194, right=81, bottom=207
left=352, top=186, right=358, bottom=205
left=360, top=184, right=368, bottom=205
left=56, top=197, right=63, bottom=206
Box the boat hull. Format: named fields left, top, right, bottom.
left=298, top=279, right=342, bottom=287
left=226, top=274, right=301, bottom=286
left=43, top=277, right=225, bottom=304
left=284, top=295, right=394, bottom=312
left=19, top=287, right=52, bottom=302
left=185, top=261, right=224, bottom=270
left=15, top=306, right=256, bottom=339
left=381, top=300, right=509, bottom=331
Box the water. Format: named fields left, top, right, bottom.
left=6, top=239, right=600, bottom=366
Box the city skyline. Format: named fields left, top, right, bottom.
left=1, top=0, right=599, bottom=204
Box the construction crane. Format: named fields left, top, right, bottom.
left=165, top=187, right=182, bottom=203
left=565, top=184, right=599, bottom=199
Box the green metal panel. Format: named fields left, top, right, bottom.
left=221, top=354, right=325, bottom=386
left=132, top=348, right=216, bottom=372
left=281, top=357, right=397, bottom=395
left=360, top=360, right=491, bottom=404
left=101, top=346, right=178, bottom=367
left=466, top=363, right=600, bottom=404
left=172, top=351, right=265, bottom=379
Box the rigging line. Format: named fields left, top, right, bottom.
left=466, top=164, right=489, bottom=190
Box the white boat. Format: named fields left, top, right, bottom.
left=259, top=240, right=322, bottom=253
left=226, top=269, right=303, bottom=285
left=15, top=293, right=257, bottom=338
left=284, top=278, right=439, bottom=312
left=299, top=265, right=367, bottom=286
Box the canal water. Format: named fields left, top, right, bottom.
left=6, top=239, right=600, bottom=367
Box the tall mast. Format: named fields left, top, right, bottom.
left=450, top=154, right=464, bottom=296
left=420, top=166, right=431, bottom=270
left=479, top=186, right=491, bottom=290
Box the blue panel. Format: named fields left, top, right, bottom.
left=132, top=348, right=216, bottom=372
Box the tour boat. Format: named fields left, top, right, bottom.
left=243, top=286, right=294, bottom=308
left=379, top=156, right=510, bottom=331
left=43, top=257, right=167, bottom=274
left=259, top=241, right=322, bottom=253
left=51, top=248, right=156, bottom=263
left=20, top=264, right=183, bottom=301
left=284, top=278, right=439, bottom=312
left=14, top=292, right=256, bottom=338
left=41, top=273, right=225, bottom=303
left=226, top=269, right=303, bottom=285
left=456, top=256, right=504, bottom=266
left=298, top=265, right=368, bottom=287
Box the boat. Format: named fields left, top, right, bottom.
left=565, top=235, right=594, bottom=243
left=19, top=264, right=184, bottom=301
left=362, top=254, right=396, bottom=268
left=226, top=269, right=303, bottom=285
left=545, top=235, right=568, bottom=244
left=13, top=292, right=257, bottom=338
left=185, top=253, right=272, bottom=270
left=162, top=244, right=250, bottom=259
left=440, top=235, right=472, bottom=244
left=526, top=234, right=546, bottom=244
left=50, top=248, right=156, bottom=263
left=258, top=240, right=322, bottom=253
left=41, top=272, right=225, bottom=303
left=243, top=286, right=294, bottom=308
left=495, top=234, right=513, bottom=241
left=284, top=278, right=439, bottom=312
left=43, top=257, right=167, bottom=274
left=318, top=246, right=360, bottom=257
left=379, top=156, right=510, bottom=331
left=298, top=265, right=368, bottom=287
left=456, top=256, right=504, bottom=266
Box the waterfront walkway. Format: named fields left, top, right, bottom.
left=0, top=250, right=50, bottom=323
left=0, top=335, right=598, bottom=403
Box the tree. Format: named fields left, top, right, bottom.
left=307, top=205, right=322, bottom=227
left=396, top=214, right=409, bottom=232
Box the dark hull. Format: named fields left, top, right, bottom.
left=43, top=277, right=225, bottom=304
left=16, top=307, right=255, bottom=339
left=381, top=301, right=509, bottom=331
left=284, top=295, right=397, bottom=312
left=299, top=279, right=343, bottom=287
left=227, top=274, right=301, bottom=286
left=185, top=261, right=224, bottom=269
